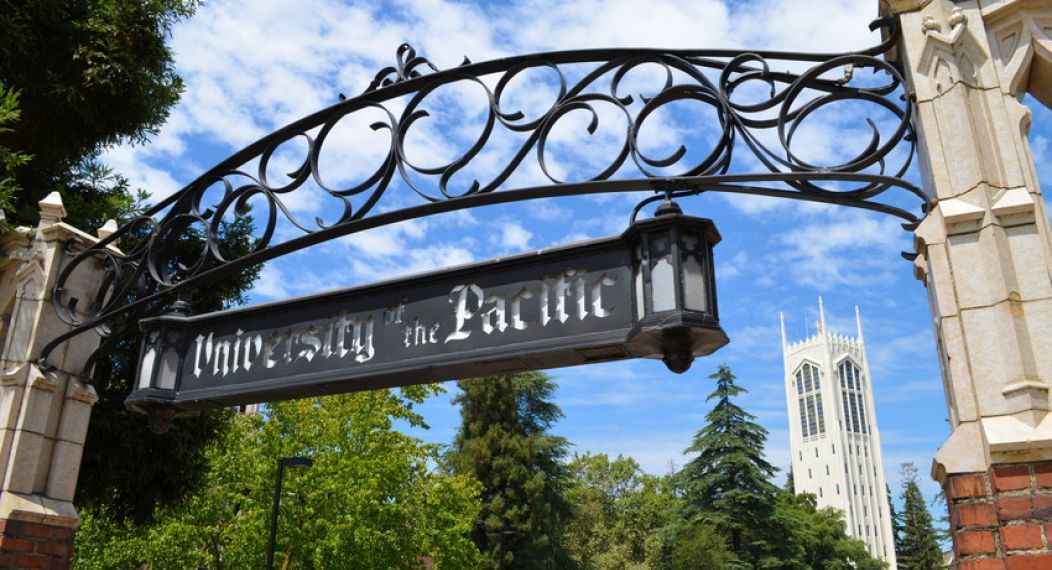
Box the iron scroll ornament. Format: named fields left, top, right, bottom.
left=41, top=17, right=925, bottom=377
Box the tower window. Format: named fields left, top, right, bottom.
left=838, top=360, right=869, bottom=434
left=796, top=363, right=825, bottom=438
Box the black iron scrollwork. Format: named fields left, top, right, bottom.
left=41, top=17, right=925, bottom=376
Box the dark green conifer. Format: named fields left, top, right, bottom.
left=897, top=463, right=943, bottom=570
left=448, top=372, right=573, bottom=569
left=679, top=364, right=780, bottom=563
left=888, top=483, right=905, bottom=558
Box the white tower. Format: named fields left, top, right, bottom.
left=781, top=300, right=897, bottom=568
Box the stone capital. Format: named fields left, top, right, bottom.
left=880, top=0, right=935, bottom=16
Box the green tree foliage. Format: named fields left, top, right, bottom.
left=74, top=387, right=484, bottom=569
left=0, top=0, right=197, bottom=217
left=678, top=364, right=780, bottom=565
left=897, top=463, right=943, bottom=570
left=666, top=520, right=735, bottom=570
left=0, top=88, right=30, bottom=229
left=785, top=466, right=795, bottom=494
left=447, top=372, right=573, bottom=569
left=563, top=453, right=678, bottom=569
left=0, top=1, right=261, bottom=521
left=772, top=492, right=886, bottom=570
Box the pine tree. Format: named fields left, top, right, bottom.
left=678, top=364, right=780, bottom=564
left=888, top=483, right=904, bottom=558
left=898, top=462, right=943, bottom=570
left=448, top=372, right=573, bottom=569
left=785, top=466, right=795, bottom=494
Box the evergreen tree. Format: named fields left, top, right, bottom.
left=888, top=483, right=904, bottom=558
left=0, top=1, right=259, bottom=521
left=448, top=372, right=573, bottom=569
left=678, top=364, right=780, bottom=565
left=898, top=463, right=943, bottom=570
left=785, top=466, right=795, bottom=494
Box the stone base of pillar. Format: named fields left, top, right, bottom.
left=0, top=519, right=73, bottom=570
left=946, top=462, right=1052, bottom=569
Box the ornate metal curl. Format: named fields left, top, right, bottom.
left=41, top=17, right=926, bottom=377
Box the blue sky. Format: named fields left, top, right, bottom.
left=100, top=0, right=1052, bottom=511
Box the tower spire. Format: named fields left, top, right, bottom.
left=818, top=296, right=827, bottom=336
left=780, top=312, right=788, bottom=352
left=855, top=305, right=865, bottom=344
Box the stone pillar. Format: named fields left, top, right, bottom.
left=882, top=0, right=1052, bottom=567
left=0, top=193, right=110, bottom=569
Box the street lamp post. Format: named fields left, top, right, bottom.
left=267, top=456, right=313, bottom=570
left=486, top=527, right=516, bottom=570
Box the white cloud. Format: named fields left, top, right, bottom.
left=529, top=199, right=572, bottom=222
left=341, top=219, right=429, bottom=258
left=499, top=221, right=533, bottom=250
left=251, top=264, right=289, bottom=300
left=716, top=250, right=749, bottom=279
left=349, top=243, right=474, bottom=283
left=776, top=212, right=906, bottom=289
left=100, top=145, right=186, bottom=199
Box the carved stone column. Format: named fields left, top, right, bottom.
left=882, top=0, right=1052, bottom=567
left=0, top=193, right=111, bottom=569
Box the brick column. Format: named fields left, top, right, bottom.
left=881, top=0, right=1052, bottom=567
left=0, top=193, right=111, bottom=568
left=0, top=520, right=74, bottom=569
left=946, top=464, right=1052, bottom=569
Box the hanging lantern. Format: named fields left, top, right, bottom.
left=624, top=200, right=728, bottom=373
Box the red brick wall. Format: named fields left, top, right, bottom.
left=947, top=461, right=1052, bottom=569
left=0, top=520, right=73, bottom=570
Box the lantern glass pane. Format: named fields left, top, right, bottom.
left=634, top=244, right=645, bottom=319
left=159, top=349, right=180, bottom=389
left=138, top=346, right=156, bottom=389
left=649, top=233, right=675, bottom=312
left=681, top=233, right=707, bottom=311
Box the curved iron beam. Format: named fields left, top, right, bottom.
left=41, top=17, right=924, bottom=376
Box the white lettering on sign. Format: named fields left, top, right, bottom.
left=186, top=267, right=616, bottom=382
left=440, top=268, right=616, bottom=344
left=192, top=314, right=375, bottom=380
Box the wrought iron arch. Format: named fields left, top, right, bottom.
left=41, top=17, right=926, bottom=377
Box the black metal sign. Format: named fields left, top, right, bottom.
left=128, top=213, right=728, bottom=415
